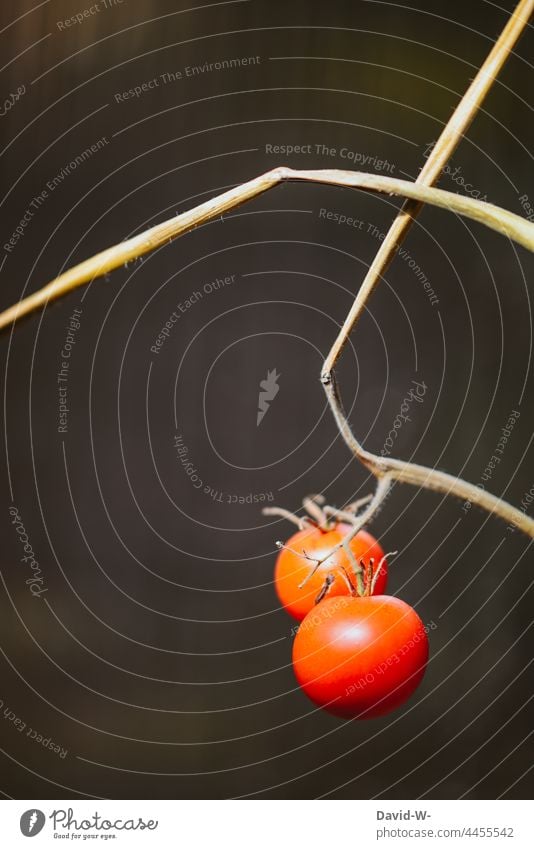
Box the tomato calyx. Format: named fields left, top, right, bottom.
left=314, top=552, right=392, bottom=603
left=274, top=534, right=395, bottom=602
left=301, top=494, right=336, bottom=532
left=265, top=492, right=374, bottom=534
left=315, top=572, right=336, bottom=604
left=266, top=491, right=397, bottom=605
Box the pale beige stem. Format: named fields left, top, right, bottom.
left=319, top=0, right=534, bottom=539
left=288, top=169, right=534, bottom=251
left=321, top=0, right=534, bottom=378
left=262, top=505, right=310, bottom=529
left=344, top=494, right=373, bottom=514
left=381, top=457, right=534, bottom=536
left=323, top=498, right=381, bottom=526
left=323, top=505, right=368, bottom=525
left=324, top=361, right=534, bottom=536
left=302, top=495, right=328, bottom=527
left=2, top=168, right=533, bottom=333
left=0, top=168, right=286, bottom=332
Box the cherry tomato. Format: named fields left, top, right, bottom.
left=274, top=524, right=387, bottom=621
left=292, top=595, right=428, bottom=718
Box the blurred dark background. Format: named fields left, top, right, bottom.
left=0, top=0, right=533, bottom=799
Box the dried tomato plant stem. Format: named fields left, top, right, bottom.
left=320, top=0, right=534, bottom=537
left=0, top=1, right=533, bottom=537
left=0, top=169, right=282, bottom=332
left=1, top=168, right=533, bottom=334
left=323, top=0, right=534, bottom=378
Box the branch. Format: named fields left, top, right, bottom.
left=292, top=169, right=534, bottom=252
left=0, top=168, right=283, bottom=332
left=302, top=495, right=328, bottom=528
left=319, top=0, right=534, bottom=539
left=322, top=0, right=534, bottom=377
left=1, top=168, right=533, bottom=332
left=1, top=0, right=532, bottom=540
left=261, top=506, right=310, bottom=529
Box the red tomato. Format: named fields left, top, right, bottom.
left=274, top=524, right=387, bottom=621
left=292, top=595, right=428, bottom=719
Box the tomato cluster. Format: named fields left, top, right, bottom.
left=271, top=513, right=428, bottom=719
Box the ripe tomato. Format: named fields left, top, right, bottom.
left=274, top=524, right=387, bottom=621
left=292, top=595, right=428, bottom=718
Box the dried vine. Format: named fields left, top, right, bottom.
left=1, top=0, right=533, bottom=536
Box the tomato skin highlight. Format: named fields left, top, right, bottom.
left=274, top=524, right=387, bottom=621
left=292, top=595, right=428, bottom=719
